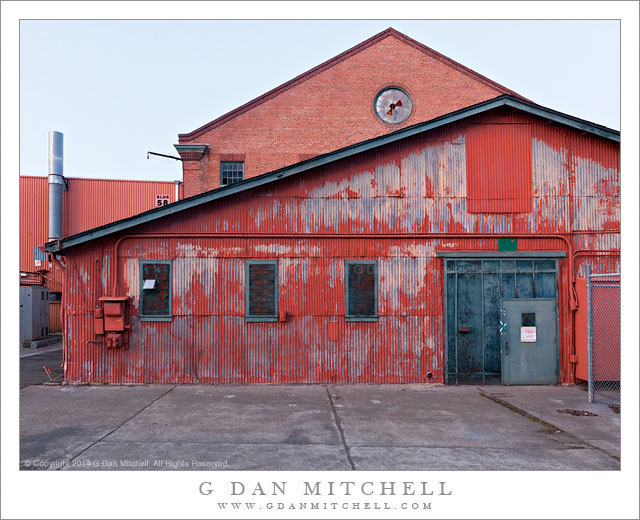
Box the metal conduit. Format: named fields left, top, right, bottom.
left=108, top=232, right=576, bottom=381
left=104, top=234, right=619, bottom=383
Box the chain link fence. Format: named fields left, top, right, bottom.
left=586, top=266, right=620, bottom=406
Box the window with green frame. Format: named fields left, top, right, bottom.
left=345, top=260, right=377, bottom=321
left=245, top=260, right=278, bottom=322
left=140, top=260, right=172, bottom=321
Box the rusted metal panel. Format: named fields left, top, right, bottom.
left=62, top=235, right=569, bottom=385
left=58, top=110, right=619, bottom=385
left=532, top=136, right=569, bottom=198
left=572, top=138, right=620, bottom=232
left=574, top=254, right=620, bottom=278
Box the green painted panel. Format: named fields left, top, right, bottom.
left=498, top=238, right=518, bottom=251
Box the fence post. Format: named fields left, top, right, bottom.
left=586, top=263, right=593, bottom=403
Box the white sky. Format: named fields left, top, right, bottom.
left=19, top=19, right=621, bottom=182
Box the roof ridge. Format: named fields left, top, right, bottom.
left=178, top=27, right=527, bottom=142
left=49, top=95, right=619, bottom=253
left=383, top=28, right=529, bottom=100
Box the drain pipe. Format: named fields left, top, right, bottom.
left=48, top=131, right=65, bottom=241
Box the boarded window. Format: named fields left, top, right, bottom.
left=140, top=261, right=172, bottom=320
left=466, top=123, right=532, bottom=213
left=246, top=261, right=277, bottom=321
left=346, top=261, right=377, bottom=320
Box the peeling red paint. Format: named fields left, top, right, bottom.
left=58, top=109, right=619, bottom=385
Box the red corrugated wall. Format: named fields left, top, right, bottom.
left=20, top=176, right=182, bottom=291
left=466, top=122, right=532, bottom=213
left=20, top=176, right=49, bottom=279
left=59, top=109, right=620, bottom=384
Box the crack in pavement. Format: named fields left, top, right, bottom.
left=327, top=388, right=356, bottom=470
left=479, top=390, right=620, bottom=463
left=60, top=385, right=177, bottom=470
left=98, top=440, right=343, bottom=446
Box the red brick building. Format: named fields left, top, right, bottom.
left=176, top=28, right=526, bottom=197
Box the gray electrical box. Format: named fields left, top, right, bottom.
left=20, top=286, right=50, bottom=347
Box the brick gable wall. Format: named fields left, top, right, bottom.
left=180, top=35, right=504, bottom=197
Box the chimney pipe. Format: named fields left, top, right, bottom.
left=48, top=131, right=64, bottom=242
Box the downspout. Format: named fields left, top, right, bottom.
left=559, top=127, right=620, bottom=381
left=558, top=126, right=579, bottom=381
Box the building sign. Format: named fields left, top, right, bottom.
left=156, top=194, right=170, bottom=207
left=521, top=326, right=537, bottom=343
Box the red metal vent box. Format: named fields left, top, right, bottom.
left=103, top=302, right=122, bottom=316
left=105, top=315, right=124, bottom=332
left=98, top=296, right=129, bottom=333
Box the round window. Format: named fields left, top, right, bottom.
left=374, top=87, right=412, bottom=124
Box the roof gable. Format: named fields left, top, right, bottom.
left=178, top=27, right=527, bottom=142
left=48, top=95, right=619, bottom=253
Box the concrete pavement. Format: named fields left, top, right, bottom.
left=20, top=381, right=620, bottom=471
left=20, top=342, right=63, bottom=388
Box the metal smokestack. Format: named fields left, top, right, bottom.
left=48, top=131, right=64, bottom=241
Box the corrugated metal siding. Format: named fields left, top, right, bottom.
left=20, top=176, right=179, bottom=291
left=64, top=235, right=574, bottom=384
left=574, top=252, right=620, bottom=278
left=20, top=177, right=49, bottom=278
left=466, top=123, right=532, bottom=213
left=572, top=135, right=620, bottom=231
left=49, top=301, right=62, bottom=333
left=60, top=110, right=619, bottom=385
left=62, top=178, right=180, bottom=236
left=64, top=239, right=447, bottom=384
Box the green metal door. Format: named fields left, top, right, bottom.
left=501, top=298, right=558, bottom=385
left=445, top=258, right=559, bottom=385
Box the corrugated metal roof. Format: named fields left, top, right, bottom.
left=46, top=95, right=620, bottom=253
